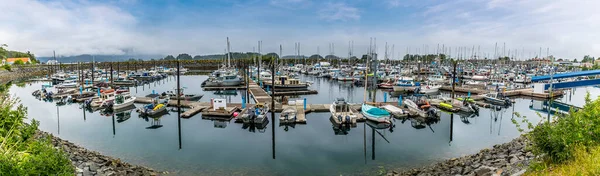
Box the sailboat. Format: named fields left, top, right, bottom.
left=360, top=50, right=391, bottom=124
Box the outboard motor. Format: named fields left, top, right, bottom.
left=337, top=115, right=343, bottom=123
left=504, top=98, right=512, bottom=106
left=345, top=115, right=350, bottom=124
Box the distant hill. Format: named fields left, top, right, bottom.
left=38, top=54, right=164, bottom=63
left=37, top=52, right=344, bottom=63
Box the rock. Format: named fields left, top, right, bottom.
left=509, top=156, right=519, bottom=164
left=82, top=169, right=92, bottom=176
left=474, top=166, right=496, bottom=176
left=76, top=167, right=84, bottom=173
left=89, top=162, right=100, bottom=171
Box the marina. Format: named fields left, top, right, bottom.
left=11, top=58, right=596, bottom=175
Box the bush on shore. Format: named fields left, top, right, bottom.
left=0, top=86, right=74, bottom=175
left=514, top=92, right=600, bottom=173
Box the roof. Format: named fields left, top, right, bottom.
left=5, top=57, right=30, bottom=63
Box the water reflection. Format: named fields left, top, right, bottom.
left=16, top=77, right=592, bottom=175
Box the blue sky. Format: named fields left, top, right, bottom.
left=1, top=0, right=599, bottom=59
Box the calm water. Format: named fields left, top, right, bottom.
left=10, top=75, right=599, bottom=175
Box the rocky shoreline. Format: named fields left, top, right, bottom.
left=388, top=136, right=533, bottom=176
left=37, top=131, right=166, bottom=176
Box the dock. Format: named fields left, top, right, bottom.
left=202, top=86, right=247, bottom=91
left=440, top=86, right=487, bottom=94
left=273, top=90, right=318, bottom=96
left=248, top=81, right=271, bottom=104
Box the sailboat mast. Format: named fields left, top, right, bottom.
left=226, top=37, right=231, bottom=68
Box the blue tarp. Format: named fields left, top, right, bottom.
left=363, top=104, right=390, bottom=116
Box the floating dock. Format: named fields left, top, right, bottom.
left=248, top=81, right=271, bottom=104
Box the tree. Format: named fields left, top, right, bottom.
left=176, top=53, right=192, bottom=60
left=164, top=55, right=176, bottom=60
left=574, top=59, right=578, bottom=63
left=13, top=59, right=24, bottom=65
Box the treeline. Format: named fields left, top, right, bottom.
left=0, top=44, right=40, bottom=64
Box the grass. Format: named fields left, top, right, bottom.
left=525, top=146, right=600, bottom=176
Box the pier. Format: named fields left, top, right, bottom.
left=248, top=81, right=271, bottom=104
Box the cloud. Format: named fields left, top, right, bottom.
left=318, top=2, right=360, bottom=21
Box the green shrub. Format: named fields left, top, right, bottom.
left=0, top=89, right=74, bottom=175
left=1, top=64, right=10, bottom=71
left=514, top=92, right=600, bottom=168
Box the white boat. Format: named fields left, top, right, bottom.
left=427, top=75, right=446, bottom=83
left=90, top=91, right=116, bottom=107
left=58, top=80, right=78, bottom=88
left=393, top=80, right=418, bottom=92
left=471, top=75, right=488, bottom=81
left=361, top=103, right=391, bottom=123
left=113, top=93, right=136, bottom=110
left=279, top=106, right=297, bottom=123
left=329, top=98, right=358, bottom=124
left=465, top=80, right=482, bottom=85
left=419, top=83, right=441, bottom=94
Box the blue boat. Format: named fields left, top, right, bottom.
left=361, top=104, right=391, bottom=123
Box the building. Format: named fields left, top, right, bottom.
left=2, top=57, right=30, bottom=65
left=46, top=60, right=59, bottom=65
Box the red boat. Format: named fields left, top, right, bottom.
left=378, top=81, right=394, bottom=89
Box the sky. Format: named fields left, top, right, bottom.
left=0, top=0, right=599, bottom=60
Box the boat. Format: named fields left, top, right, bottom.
left=57, top=80, right=78, bottom=88
left=263, top=76, right=310, bottom=90
left=393, top=80, right=418, bottom=92
left=419, top=83, right=441, bottom=94
left=89, top=91, right=116, bottom=108
left=484, top=92, right=511, bottom=106
left=112, top=93, right=136, bottom=110
left=377, top=81, right=394, bottom=89
left=137, top=103, right=167, bottom=117
left=427, top=75, right=446, bottom=83
left=471, top=75, right=488, bottom=81
left=162, top=90, right=203, bottom=101
left=279, top=106, right=297, bottom=124
left=240, top=103, right=269, bottom=124
left=329, top=98, right=359, bottom=124
left=361, top=104, right=391, bottom=123
left=203, top=73, right=242, bottom=87
left=404, top=98, right=438, bottom=118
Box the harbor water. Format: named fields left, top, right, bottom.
left=10, top=75, right=598, bottom=175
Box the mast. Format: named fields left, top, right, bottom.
left=227, top=37, right=231, bottom=68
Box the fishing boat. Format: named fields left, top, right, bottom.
left=263, top=76, right=310, bottom=90
left=484, top=92, right=511, bottom=106
left=329, top=98, right=358, bottom=124
left=393, top=80, right=418, bottom=92
left=279, top=106, right=297, bottom=124
left=361, top=104, right=391, bottom=123
left=90, top=91, right=116, bottom=107
left=112, top=93, right=136, bottom=110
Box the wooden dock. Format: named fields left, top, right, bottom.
left=248, top=81, right=271, bottom=104
left=273, top=90, right=318, bottom=96
left=203, top=86, right=247, bottom=91
left=440, top=86, right=487, bottom=94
